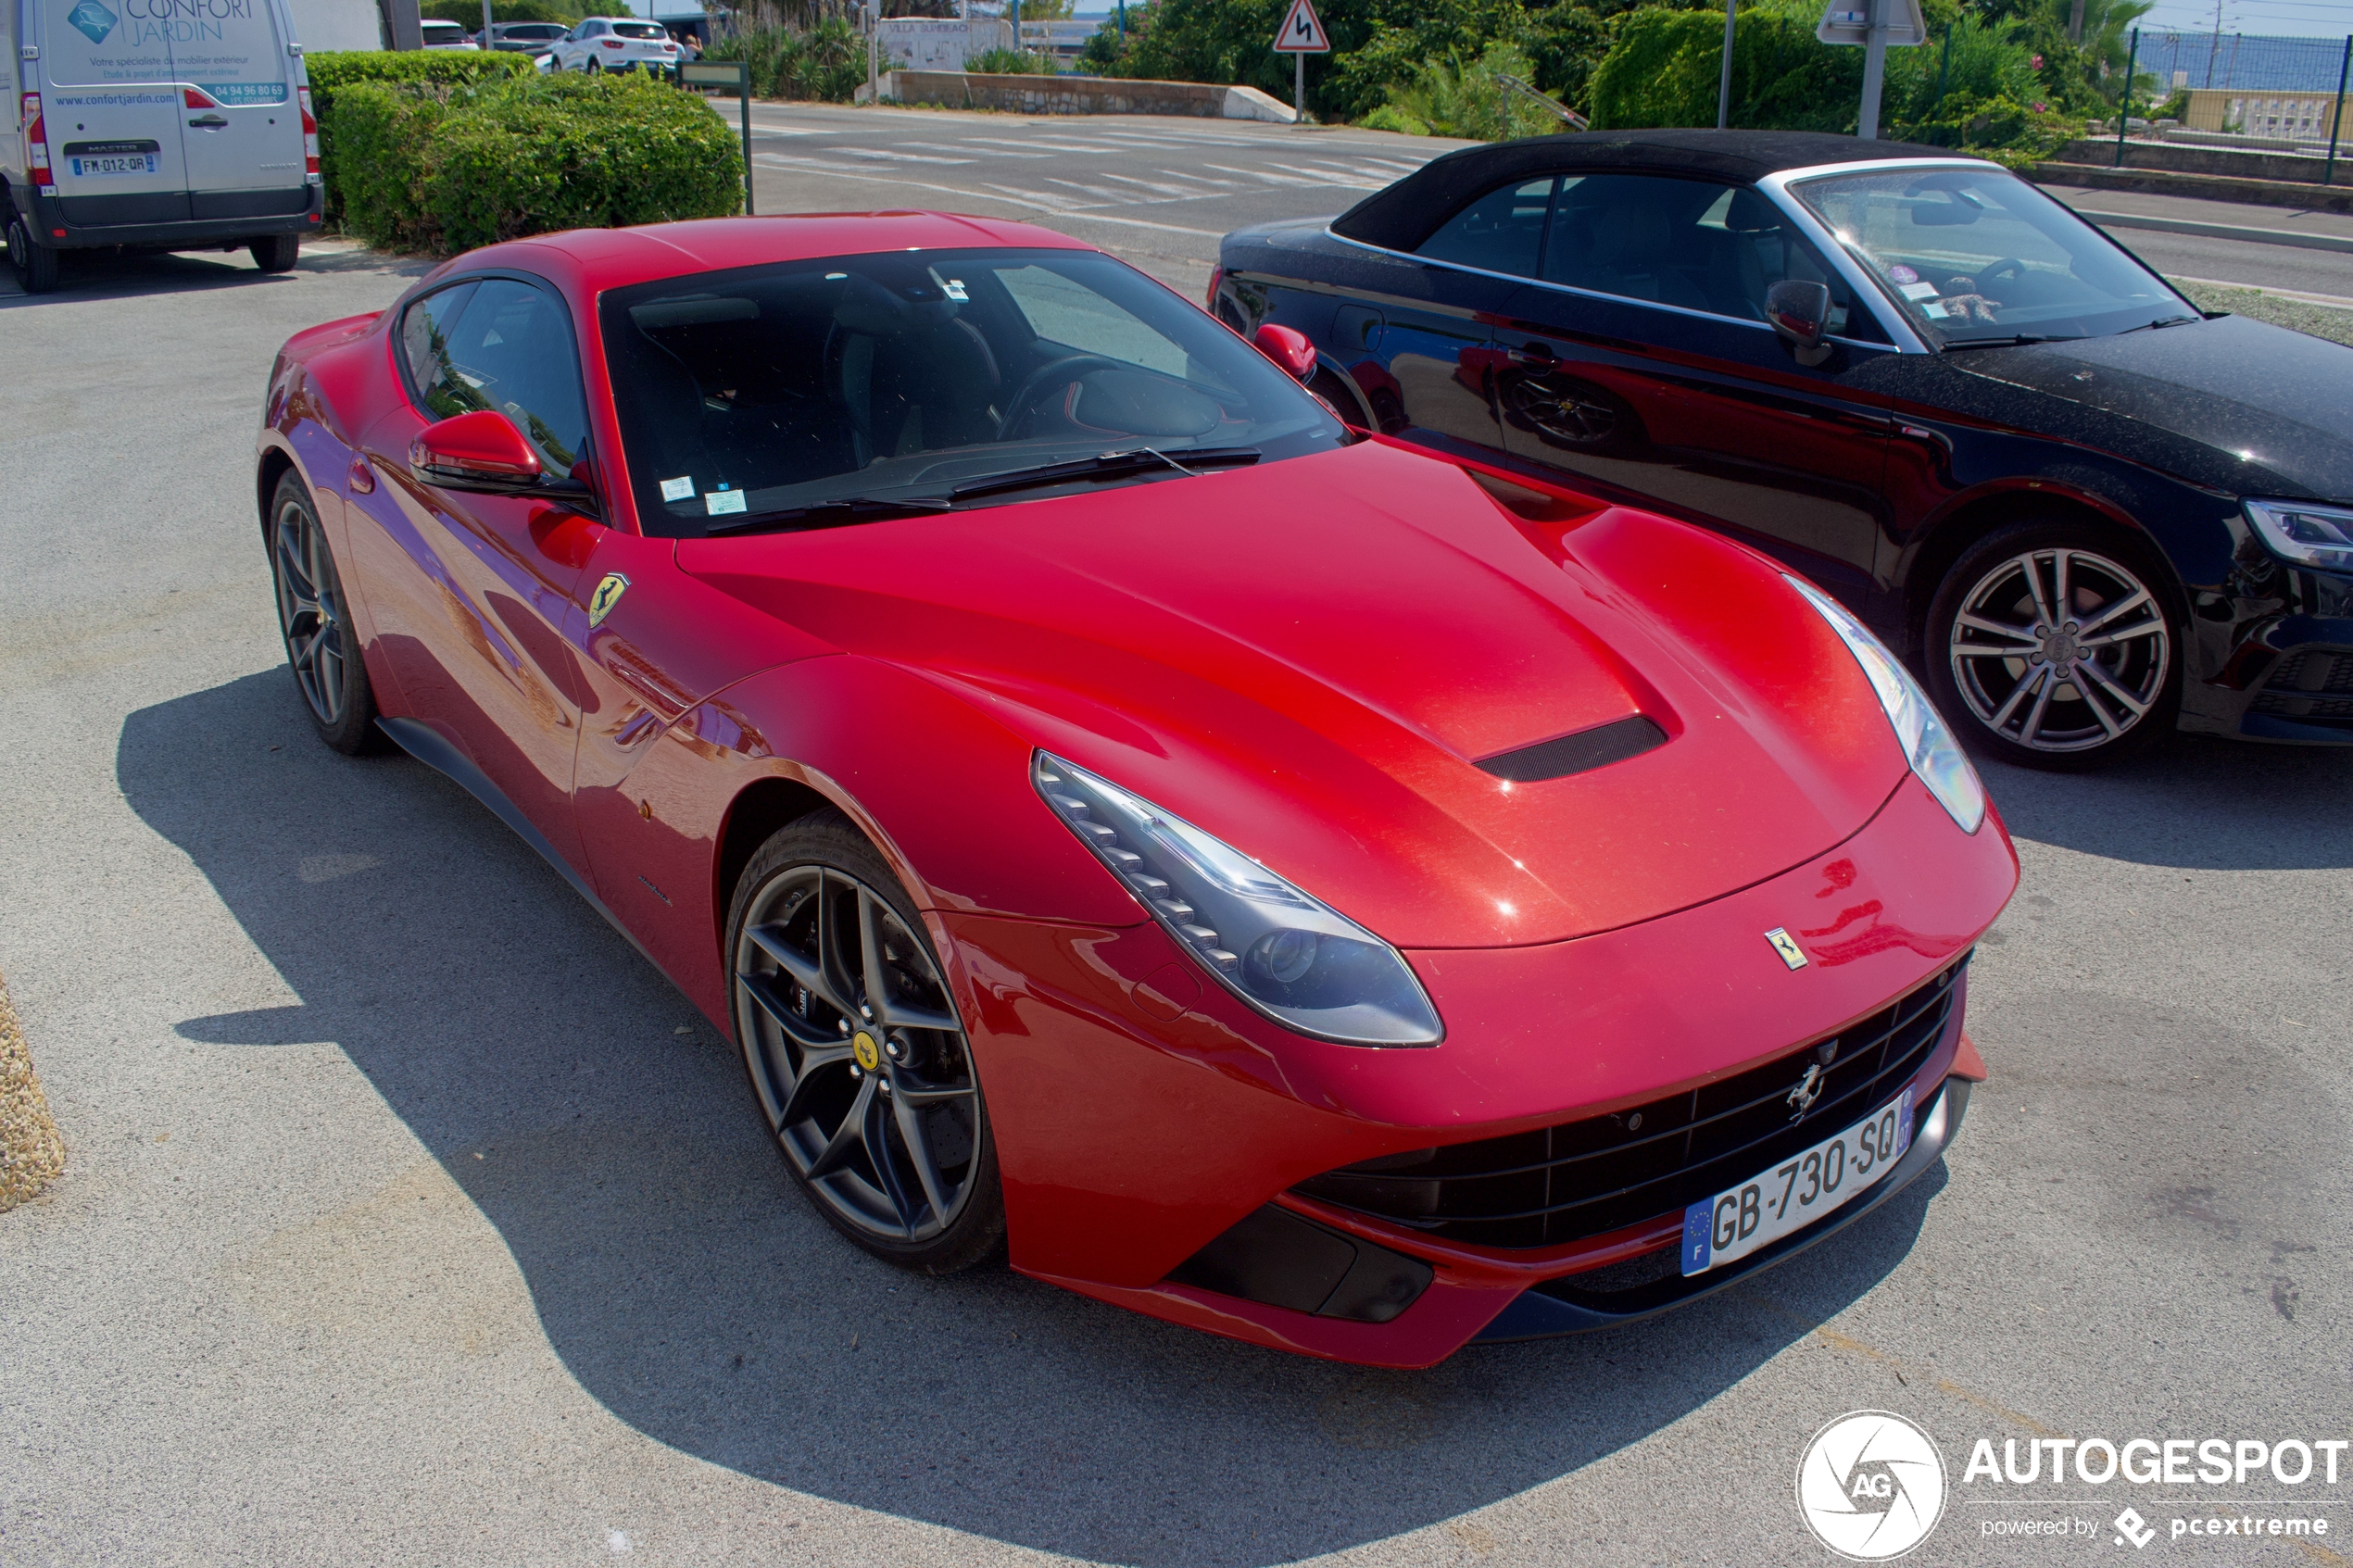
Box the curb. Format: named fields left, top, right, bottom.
left=2074, top=207, right=2353, bottom=256
left=0, top=968, right=65, bottom=1211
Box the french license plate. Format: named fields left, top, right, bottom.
left=69, top=155, right=158, bottom=177
left=1680, top=1087, right=1913, bottom=1275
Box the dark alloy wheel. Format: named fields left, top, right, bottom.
left=270, top=471, right=384, bottom=754
left=1924, top=519, right=2181, bottom=771
left=727, top=813, right=1005, bottom=1273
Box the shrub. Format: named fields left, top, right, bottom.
left=704, top=19, right=864, bottom=101
left=330, top=71, right=742, bottom=254
left=1590, top=2, right=1862, bottom=132
left=1378, top=42, right=1567, bottom=139
left=967, top=46, right=1057, bottom=74
left=1356, top=102, right=1431, bottom=132
left=306, top=48, right=535, bottom=223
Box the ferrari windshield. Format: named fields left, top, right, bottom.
left=600, top=247, right=1347, bottom=536
left=1790, top=167, right=2197, bottom=347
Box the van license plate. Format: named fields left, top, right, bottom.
left=70, top=155, right=159, bottom=177
left=1680, top=1086, right=1913, bottom=1275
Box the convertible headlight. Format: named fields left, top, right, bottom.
left=2245, top=499, right=2353, bottom=573
left=1784, top=575, right=1987, bottom=834
left=1033, top=753, right=1443, bottom=1046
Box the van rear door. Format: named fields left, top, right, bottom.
left=169, top=0, right=308, bottom=220
left=31, top=0, right=195, bottom=227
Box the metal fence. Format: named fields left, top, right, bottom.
left=2135, top=31, right=2351, bottom=94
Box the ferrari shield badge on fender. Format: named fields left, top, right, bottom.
left=587, top=572, right=630, bottom=629
left=1764, top=927, right=1808, bottom=971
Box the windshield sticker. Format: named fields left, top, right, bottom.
left=1921, top=301, right=1951, bottom=319
left=942, top=280, right=969, bottom=301
left=660, top=475, right=696, bottom=502
left=1901, top=282, right=1941, bottom=300
left=705, top=488, right=748, bottom=516
left=1887, top=264, right=1919, bottom=284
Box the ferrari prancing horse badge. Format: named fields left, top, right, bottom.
left=1764, top=927, right=1808, bottom=971
left=587, top=572, right=629, bottom=629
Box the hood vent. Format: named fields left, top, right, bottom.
left=1477, top=715, right=1667, bottom=783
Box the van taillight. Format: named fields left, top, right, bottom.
left=21, top=93, right=52, bottom=194
left=1205, top=267, right=1224, bottom=312
left=297, top=85, right=320, bottom=176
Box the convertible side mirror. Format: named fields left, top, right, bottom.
left=1765, top=281, right=1834, bottom=368
left=410, top=409, right=543, bottom=491
left=1254, top=322, right=1316, bottom=382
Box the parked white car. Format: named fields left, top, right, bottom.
left=418, top=19, right=482, bottom=47
left=549, top=18, right=681, bottom=73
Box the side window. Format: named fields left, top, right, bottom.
left=1703, top=187, right=1890, bottom=344
left=405, top=278, right=590, bottom=472
left=401, top=282, right=480, bottom=395
left=1416, top=179, right=1555, bottom=278
left=1541, top=175, right=1889, bottom=342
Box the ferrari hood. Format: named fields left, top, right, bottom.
left=680, top=441, right=1910, bottom=947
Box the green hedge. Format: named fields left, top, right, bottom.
left=330, top=71, right=743, bottom=255
left=306, top=49, right=536, bottom=223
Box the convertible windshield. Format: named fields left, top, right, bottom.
left=599, top=247, right=1346, bottom=536
left=1790, top=167, right=2197, bottom=348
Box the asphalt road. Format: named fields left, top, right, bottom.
left=1, top=122, right=2351, bottom=1568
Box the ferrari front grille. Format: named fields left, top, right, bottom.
left=1291, top=956, right=1967, bottom=1250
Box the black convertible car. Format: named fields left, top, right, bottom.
left=1214, top=130, right=2353, bottom=770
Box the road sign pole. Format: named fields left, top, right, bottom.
left=1295, top=52, right=1303, bottom=122
left=1856, top=0, right=1886, bottom=138
left=1718, top=0, right=1735, bottom=130
left=740, top=65, right=753, bottom=215
left=2114, top=26, right=2137, bottom=167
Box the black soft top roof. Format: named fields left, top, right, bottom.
left=1330, top=129, right=1972, bottom=252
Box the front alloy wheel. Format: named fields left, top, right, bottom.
left=1927, top=521, right=2179, bottom=770
left=270, top=471, right=381, bottom=754
left=729, top=815, right=1003, bottom=1272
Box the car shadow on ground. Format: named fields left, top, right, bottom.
left=120, top=669, right=1946, bottom=1566
left=1979, top=731, right=2353, bottom=871
left=0, top=242, right=430, bottom=307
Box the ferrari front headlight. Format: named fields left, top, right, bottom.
left=2245, top=499, right=2353, bottom=573
left=1785, top=575, right=1986, bottom=834
left=1034, top=753, right=1443, bottom=1047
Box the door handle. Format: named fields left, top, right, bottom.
left=187, top=114, right=229, bottom=129
left=1506, top=345, right=1556, bottom=368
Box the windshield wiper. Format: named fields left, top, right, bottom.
left=2115, top=314, right=2201, bottom=333
left=702, top=494, right=955, bottom=537
left=949, top=445, right=1261, bottom=503
left=1938, top=334, right=2082, bottom=352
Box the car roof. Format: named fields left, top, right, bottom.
left=1330, top=129, right=1982, bottom=252
left=453, top=212, right=1094, bottom=295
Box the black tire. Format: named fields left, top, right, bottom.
left=725, top=810, right=1006, bottom=1274
left=268, top=470, right=384, bottom=755
left=1922, top=516, right=2182, bottom=771
left=249, top=232, right=299, bottom=273
left=586, top=58, right=601, bottom=73
left=6, top=212, right=60, bottom=295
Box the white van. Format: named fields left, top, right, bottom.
left=5, top=0, right=321, bottom=293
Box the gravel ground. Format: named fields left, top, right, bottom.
left=2176, top=280, right=2353, bottom=346
left=2, top=229, right=2349, bottom=1568
left=0, top=969, right=67, bottom=1210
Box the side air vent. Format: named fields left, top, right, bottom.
left=1166, top=1204, right=1434, bottom=1323
left=1477, top=715, right=1667, bottom=783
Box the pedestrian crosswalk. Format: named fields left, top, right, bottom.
left=744, top=108, right=1445, bottom=263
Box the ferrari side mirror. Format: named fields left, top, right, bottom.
left=1765, top=280, right=1834, bottom=368
left=410, top=409, right=543, bottom=491
left=1254, top=322, right=1316, bottom=382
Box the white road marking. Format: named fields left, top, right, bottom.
left=830, top=146, right=976, bottom=165
left=753, top=156, right=1221, bottom=234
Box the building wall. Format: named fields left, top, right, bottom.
left=2181, top=87, right=2346, bottom=143
left=289, top=0, right=390, bottom=51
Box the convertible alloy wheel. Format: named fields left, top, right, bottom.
left=730, top=831, right=1000, bottom=1269
left=1932, top=528, right=2175, bottom=768
left=270, top=473, right=381, bottom=754
left=1503, top=372, right=1625, bottom=450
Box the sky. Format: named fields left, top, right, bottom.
left=2136, top=0, right=2352, bottom=40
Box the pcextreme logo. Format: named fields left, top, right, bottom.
left=1797, top=1411, right=1948, bottom=1561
